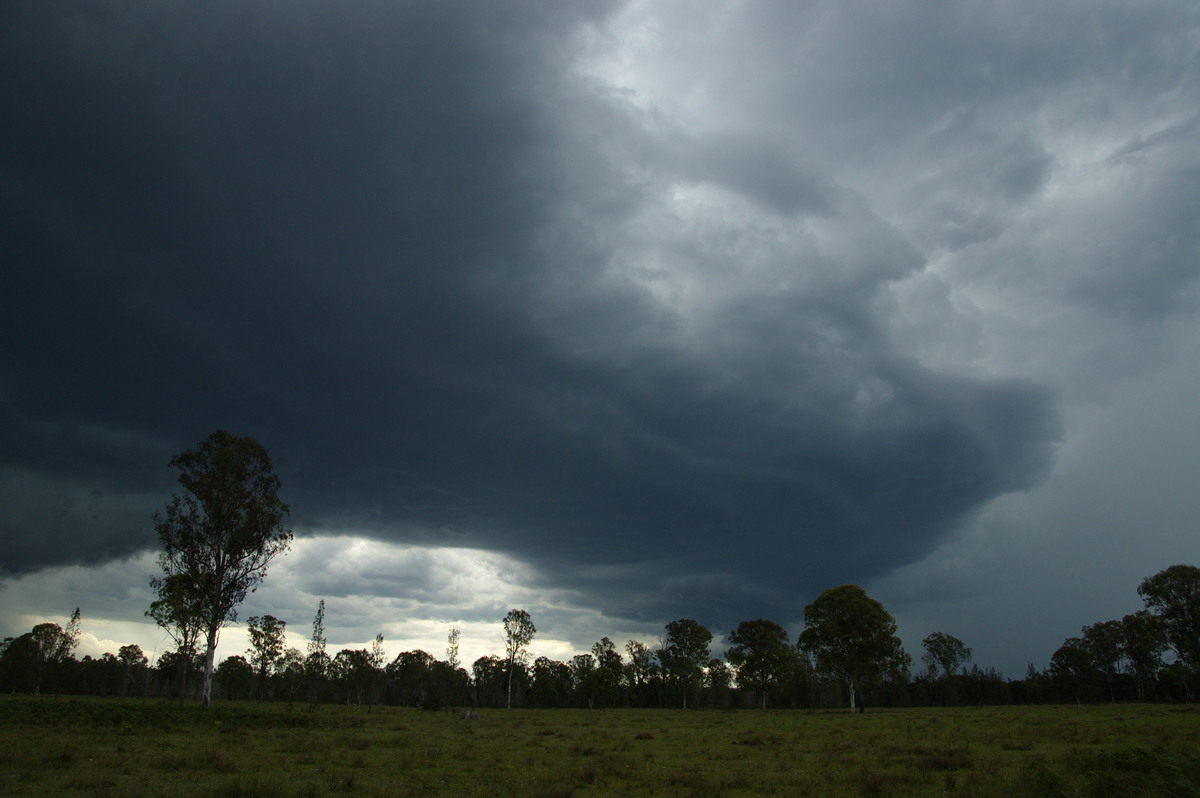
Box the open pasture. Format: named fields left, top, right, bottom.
left=1, top=697, right=1198, bottom=797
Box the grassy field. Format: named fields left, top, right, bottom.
left=2, top=697, right=1199, bottom=797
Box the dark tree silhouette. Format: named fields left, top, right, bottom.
left=152, top=430, right=292, bottom=707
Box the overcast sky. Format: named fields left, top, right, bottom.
left=3, top=0, right=1198, bottom=679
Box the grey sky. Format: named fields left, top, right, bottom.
left=2, top=0, right=1198, bottom=677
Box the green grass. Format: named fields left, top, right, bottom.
left=2, top=698, right=1199, bottom=797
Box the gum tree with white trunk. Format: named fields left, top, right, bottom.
left=152, top=430, right=292, bottom=707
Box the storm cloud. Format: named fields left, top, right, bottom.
left=2, top=0, right=1197, bottom=671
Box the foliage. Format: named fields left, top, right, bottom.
left=502, top=609, right=535, bottom=709
left=17, top=565, right=1200, bottom=710
left=445, top=626, right=461, bottom=671
left=116, top=645, right=149, bottom=697
left=1138, top=564, right=1200, bottom=671
left=29, top=613, right=80, bottom=695
left=306, top=600, right=330, bottom=707
left=590, top=637, right=624, bottom=708
left=472, top=654, right=509, bottom=707
left=275, top=647, right=306, bottom=703
left=799, top=585, right=910, bottom=710
left=386, top=649, right=468, bottom=710
left=117, top=644, right=148, bottom=670
left=1081, top=619, right=1124, bottom=702
left=152, top=430, right=293, bottom=707
left=215, top=655, right=254, bottom=700
left=529, top=656, right=573, bottom=708
left=705, top=657, right=732, bottom=707
left=0, top=633, right=41, bottom=693
left=246, top=615, right=287, bottom=701
left=147, top=573, right=206, bottom=700
left=921, top=632, right=972, bottom=679
left=387, top=650, right=434, bottom=705
left=569, top=653, right=596, bottom=705
left=62, top=608, right=81, bottom=656
left=331, top=644, right=385, bottom=707
left=658, top=619, right=712, bottom=709
left=1121, top=610, right=1168, bottom=701
left=726, top=618, right=793, bottom=710
left=624, top=640, right=658, bottom=706
left=1050, top=636, right=1098, bottom=701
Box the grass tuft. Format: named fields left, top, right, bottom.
left=207, top=774, right=293, bottom=797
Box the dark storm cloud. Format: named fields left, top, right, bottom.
left=1, top=0, right=1060, bottom=628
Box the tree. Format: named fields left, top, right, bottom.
left=63, top=608, right=81, bottom=657
left=1121, top=610, right=1167, bottom=701
left=782, top=642, right=818, bottom=708
left=387, top=649, right=436, bottom=707
left=91, top=652, right=121, bottom=695
left=472, top=655, right=508, bottom=707
left=1138, top=565, right=1200, bottom=671
left=277, top=647, right=306, bottom=704
left=246, top=614, right=287, bottom=701
left=1080, top=620, right=1123, bottom=702
left=921, top=632, right=972, bottom=706
left=367, top=633, right=386, bottom=708
left=151, top=430, right=293, bottom=707
left=624, top=639, right=657, bottom=705
left=658, top=619, right=712, bottom=709
left=428, top=660, right=470, bottom=711
left=147, top=573, right=205, bottom=700
left=116, top=644, right=148, bottom=697
left=1050, top=637, right=1098, bottom=706
left=529, top=656, right=572, bottom=707
left=503, top=608, right=535, bottom=709
left=570, top=653, right=597, bottom=708
left=214, top=655, right=254, bottom=700
left=726, top=619, right=792, bottom=710
left=706, top=657, right=732, bottom=708
left=0, top=633, right=41, bottom=693
left=306, top=599, right=329, bottom=708
left=332, top=647, right=376, bottom=705
left=798, top=585, right=910, bottom=711
left=921, top=632, right=972, bottom=680
left=591, top=637, right=624, bottom=708
left=387, top=648, right=466, bottom=711
left=156, top=649, right=203, bottom=700
left=29, top=610, right=80, bottom=695
left=446, top=626, right=461, bottom=671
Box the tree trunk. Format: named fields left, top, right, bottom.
left=847, top=677, right=856, bottom=712
left=175, top=654, right=189, bottom=704
left=200, top=626, right=219, bottom=707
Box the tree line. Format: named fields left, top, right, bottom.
left=4, top=431, right=1198, bottom=709
left=5, top=563, right=1199, bottom=709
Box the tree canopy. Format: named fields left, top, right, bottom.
left=503, top=608, right=535, bottom=709
left=726, top=618, right=793, bottom=710
left=799, top=585, right=910, bottom=710
left=921, top=632, right=972, bottom=680
left=659, top=618, right=712, bottom=709
left=1138, top=564, right=1200, bottom=671
left=246, top=614, right=287, bottom=701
